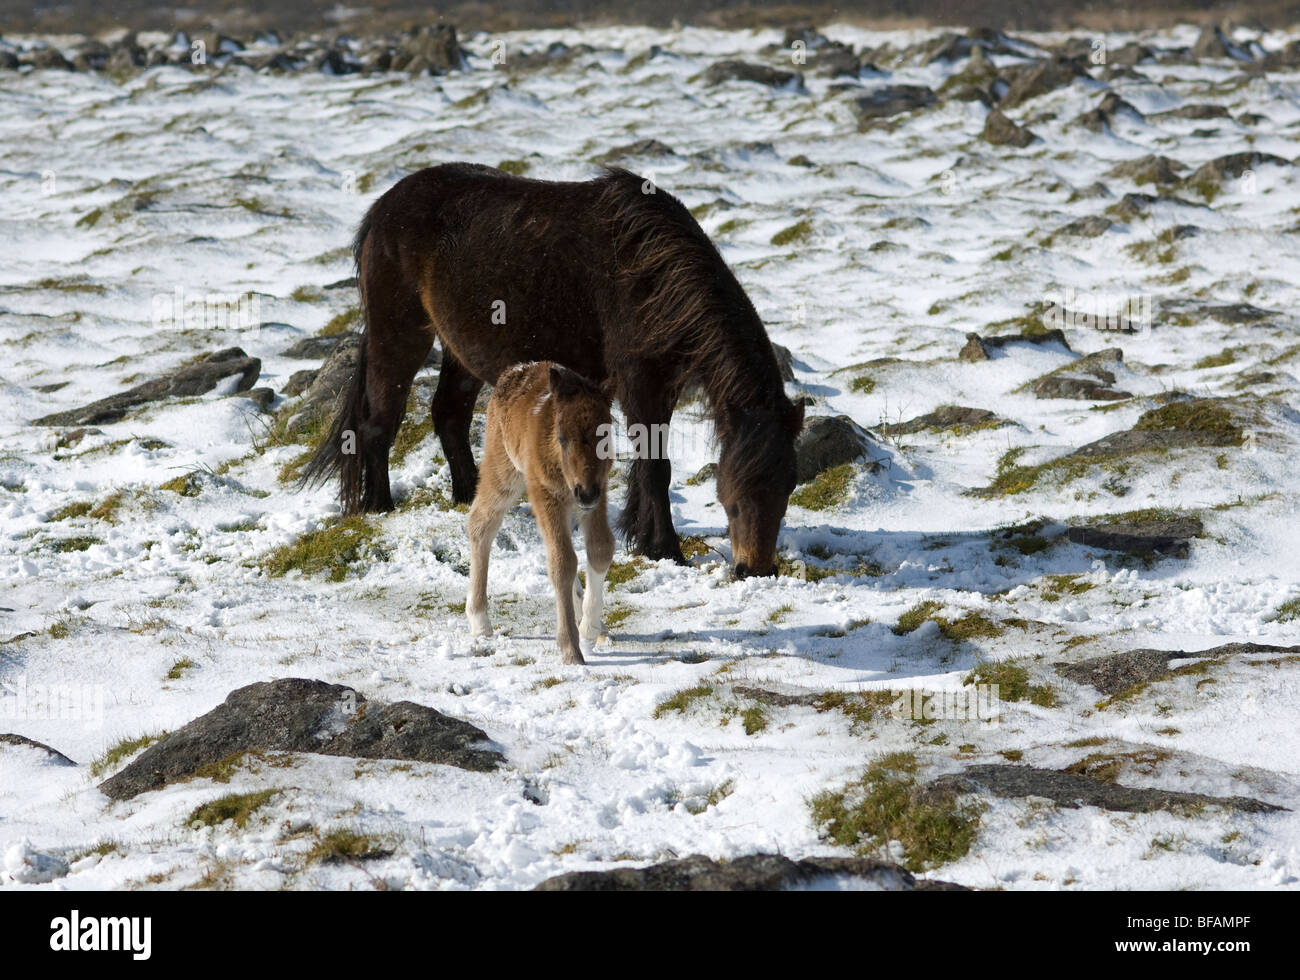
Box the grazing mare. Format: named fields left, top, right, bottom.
left=303, top=163, right=803, bottom=577
left=466, top=361, right=614, bottom=666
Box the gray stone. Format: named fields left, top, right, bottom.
left=795, top=415, right=874, bottom=484
left=879, top=405, right=1004, bottom=435
left=281, top=334, right=348, bottom=360
left=1186, top=152, right=1292, bottom=188
left=960, top=328, right=1070, bottom=362
left=33, top=348, right=261, bottom=427
left=597, top=139, right=677, bottom=164
left=1106, top=155, right=1187, bottom=186
left=1075, top=92, right=1143, bottom=133
left=1033, top=375, right=1131, bottom=400
left=982, top=109, right=1036, bottom=147
left=997, top=57, right=1089, bottom=109
left=1060, top=642, right=1300, bottom=695
left=771, top=343, right=795, bottom=383
left=98, top=678, right=502, bottom=801
left=702, top=60, right=803, bottom=89
left=1066, top=517, right=1204, bottom=557
left=850, top=85, right=937, bottom=123
left=922, top=764, right=1284, bottom=814
left=400, top=25, right=466, bottom=75
left=1055, top=215, right=1113, bottom=238
left=281, top=334, right=359, bottom=435
left=0, top=733, right=76, bottom=766
left=534, top=852, right=964, bottom=891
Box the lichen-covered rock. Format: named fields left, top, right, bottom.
left=795, top=415, right=874, bottom=483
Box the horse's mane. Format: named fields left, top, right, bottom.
left=595, top=168, right=788, bottom=433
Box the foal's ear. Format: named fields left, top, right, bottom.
left=549, top=365, right=577, bottom=399
left=786, top=396, right=807, bottom=436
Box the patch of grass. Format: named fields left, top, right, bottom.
left=892, top=600, right=1005, bottom=641
left=893, top=600, right=942, bottom=635
left=259, top=516, right=382, bottom=582
left=70, top=840, right=121, bottom=862
left=159, top=473, right=203, bottom=497
left=603, top=606, right=633, bottom=629
left=848, top=375, right=876, bottom=395
left=1065, top=749, right=1170, bottom=784
left=1274, top=597, right=1300, bottom=622
left=497, top=158, right=530, bottom=175
left=679, top=535, right=712, bottom=560
left=49, top=535, right=100, bottom=553
left=188, top=790, right=279, bottom=830
left=605, top=559, right=646, bottom=587
left=767, top=603, right=794, bottom=624
left=652, top=683, right=714, bottom=719
left=741, top=705, right=768, bottom=735
left=319, top=306, right=362, bottom=336
left=1132, top=399, right=1244, bottom=444
left=290, top=285, right=323, bottom=303
left=88, top=491, right=126, bottom=523
left=813, top=690, right=897, bottom=732
left=770, top=219, right=813, bottom=246
left=1193, top=349, right=1240, bottom=370
left=964, top=660, right=1058, bottom=707
left=165, top=657, right=195, bottom=680
left=304, top=829, right=393, bottom=864
left=390, top=392, right=435, bottom=466
left=91, top=732, right=163, bottom=779
left=1041, top=574, right=1095, bottom=601
left=47, top=501, right=93, bottom=521
left=999, top=749, right=1024, bottom=762
left=790, top=463, right=855, bottom=511
left=809, top=751, right=984, bottom=872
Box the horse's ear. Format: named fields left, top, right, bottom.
left=549, top=365, right=575, bottom=399
left=786, top=396, right=807, bottom=436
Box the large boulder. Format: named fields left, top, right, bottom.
left=849, top=85, right=937, bottom=124
left=795, top=415, right=874, bottom=483
left=33, top=348, right=261, bottom=427
left=701, top=60, right=803, bottom=89
left=281, top=334, right=360, bottom=435
left=1059, top=642, right=1300, bottom=695
left=98, top=678, right=503, bottom=801
left=982, top=109, right=1036, bottom=147
left=534, top=853, right=965, bottom=891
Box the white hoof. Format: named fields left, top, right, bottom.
left=467, top=609, right=492, bottom=637
left=579, top=616, right=604, bottom=641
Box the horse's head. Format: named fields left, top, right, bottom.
left=716, top=396, right=804, bottom=579
left=549, top=364, right=613, bottom=511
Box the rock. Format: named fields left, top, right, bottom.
left=922, top=764, right=1284, bottom=814
left=1075, top=92, right=1143, bottom=133
left=1055, top=215, right=1113, bottom=238
left=687, top=462, right=717, bottom=486
left=771, top=343, right=795, bottom=383
left=27, top=46, right=73, bottom=70
left=97, top=678, right=502, bottom=801
left=982, top=109, right=1036, bottom=147
left=811, top=46, right=862, bottom=78
left=0, top=733, right=77, bottom=766
left=281, top=334, right=359, bottom=435
left=1109, top=42, right=1155, bottom=66
left=878, top=405, right=1004, bottom=435
left=1106, top=191, right=1163, bottom=222
left=239, top=386, right=276, bottom=411
left=997, top=56, right=1089, bottom=109
left=33, top=348, right=261, bottom=427
left=316, top=47, right=360, bottom=75
left=281, top=334, right=348, bottom=360
left=1191, top=24, right=1251, bottom=61
left=1106, top=154, right=1187, bottom=185
left=400, top=25, right=467, bottom=74
left=1201, top=303, right=1278, bottom=324
left=1034, top=375, right=1131, bottom=400
left=702, top=60, right=803, bottom=89
left=534, top=853, right=964, bottom=891
left=596, top=139, right=677, bottom=164
left=1066, top=517, right=1204, bottom=557
left=795, top=415, right=874, bottom=484
left=959, top=328, right=1070, bottom=362
left=849, top=85, right=937, bottom=123
left=1185, top=152, right=1292, bottom=188
left=1060, top=642, right=1300, bottom=695
left=1151, top=103, right=1231, bottom=121
left=283, top=370, right=318, bottom=397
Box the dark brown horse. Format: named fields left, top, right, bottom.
left=302, top=163, right=802, bottom=577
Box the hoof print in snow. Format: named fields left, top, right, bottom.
left=920, top=765, right=1286, bottom=815
left=32, top=348, right=261, bottom=427
left=97, top=678, right=502, bottom=801
left=1066, top=517, right=1203, bottom=557
left=1058, top=642, right=1300, bottom=696
left=533, top=853, right=966, bottom=891
left=0, top=733, right=77, bottom=766
left=795, top=415, right=878, bottom=484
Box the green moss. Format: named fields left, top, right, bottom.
left=741, top=705, right=769, bottom=735
left=1274, top=597, right=1300, bottom=622
left=159, top=473, right=203, bottom=497
left=497, top=159, right=530, bottom=175
left=790, top=463, right=855, bottom=510
left=48, top=500, right=94, bottom=521
left=1133, top=400, right=1243, bottom=444
left=290, top=285, right=323, bottom=303
left=652, top=683, right=714, bottom=719
left=188, top=790, right=279, bottom=830
left=679, top=536, right=712, bottom=560
left=320, top=306, right=362, bottom=336
left=91, top=732, right=164, bottom=779
left=165, top=657, right=195, bottom=680
left=1041, top=574, right=1095, bottom=601
left=259, top=516, right=382, bottom=582
left=1193, top=349, right=1240, bottom=370
left=304, top=829, right=393, bottom=864
left=1065, top=749, right=1170, bottom=784
left=809, top=751, right=984, bottom=872
left=848, top=375, right=876, bottom=395
left=893, top=600, right=942, bottom=635
left=606, top=559, right=646, bottom=587
left=604, top=606, right=633, bottom=629
left=964, top=660, right=1058, bottom=707
left=770, top=219, right=813, bottom=246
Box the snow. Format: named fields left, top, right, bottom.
left=2, top=24, right=1300, bottom=890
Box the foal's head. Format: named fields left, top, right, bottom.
left=549, top=365, right=613, bottom=511
left=716, top=396, right=805, bottom=579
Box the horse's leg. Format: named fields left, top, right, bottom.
left=578, top=503, right=614, bottom=641
left=618, top=384, right=685, bottom=564
left=465, top=433, right=523, bottom=637
left=532, top=487, right=584, bottom=665
left=432, top=350, right=485, bottom=504
left=359, top=293, right=432, bottom=512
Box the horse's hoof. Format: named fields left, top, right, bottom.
left=467, top=609, right=492, bottom=637
left=561, top=650, right=586, bottom=666
left=579, top=618, right=603, bottom=641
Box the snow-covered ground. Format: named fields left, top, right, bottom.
left=3, top=23, right=1300, bottom=890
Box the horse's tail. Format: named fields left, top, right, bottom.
left=297, top=340, right=367, bottom=515
left=297, top=211, right=375, bottom=514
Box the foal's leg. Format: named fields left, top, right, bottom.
left=532, top=488, right=584, bottom=665
left=432, top=351, right=485, bottom=504
left=579, top=503, right=615, bottom=641
left=465, top=434, right=523, bottom=637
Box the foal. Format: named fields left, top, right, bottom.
left=466, top=362, right=614, bottom=665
